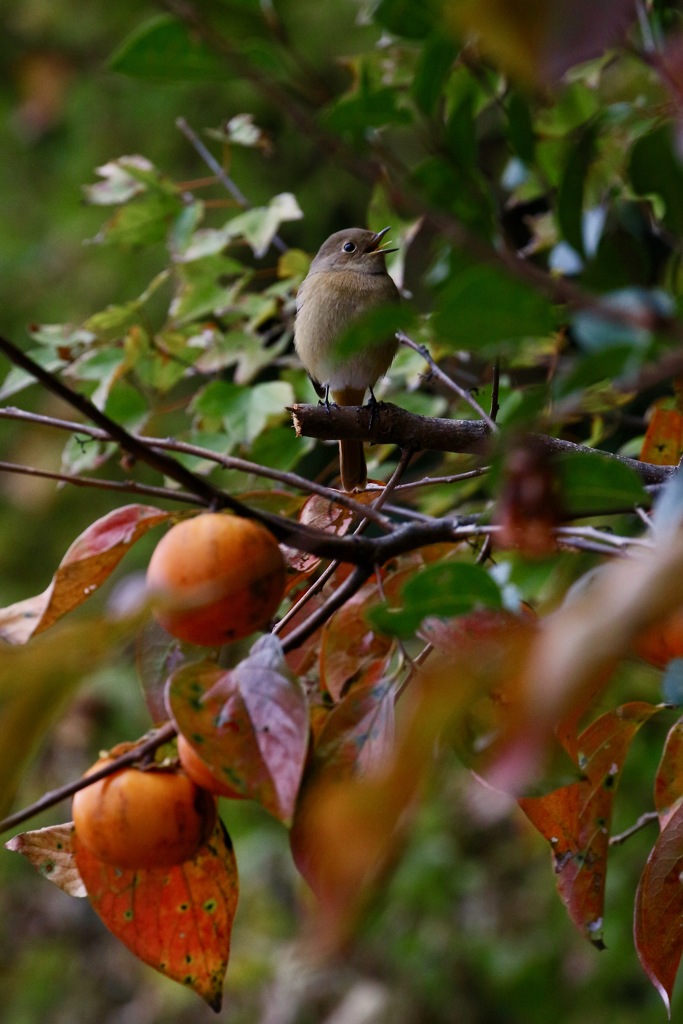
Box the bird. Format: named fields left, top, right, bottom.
left=294, top=226, right=400, bottom=491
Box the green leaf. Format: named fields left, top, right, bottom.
left=630, top=126, right=683, bottom=237
left=506, top=91, right=535, bottom=164
left=557, top=124, right=598, bottom=256
left=0, top=618, right=134, bottom=817
left=108, top=15, right=227, bottom=81
left=0, top=348, right=69, bottom=401
left=94, top=192, right=183, bottom=248
left=170, top=255, right=245, bottom=324
left=369, top=562, right=503, bottom=638
left=556, top=452, right=646, bottom=516
left=412, top=35, right=457, bottom=115
left=434, top=264, right=557, bottom=351
left=336, top=303, right=410, bottom=359
left=373, top=0, right=441, bottom=39
left=191, top=379, right=293, bottom=449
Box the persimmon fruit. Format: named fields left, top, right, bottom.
left=72, top=758, right=216, bottom=869
left=177, top=733, right=246, bottom=800
left=146, top=512, right=286, bottom=647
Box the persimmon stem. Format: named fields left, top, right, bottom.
left=0, top=722, right=177, bottom=837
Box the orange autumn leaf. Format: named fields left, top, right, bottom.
left=640, top=406, right=683, bottom=466
left=73, top=819, right=238, bottom=1012
left=0, top=504, right=171, bottom=644
left=519, top=702, right=662, bottom=947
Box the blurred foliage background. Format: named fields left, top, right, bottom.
left=1, top=0, right=681, bottom=1020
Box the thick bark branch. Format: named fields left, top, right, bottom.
left=290, top=401, right=673, bottom=486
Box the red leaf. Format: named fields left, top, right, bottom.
left=313, top=679, right=395, bottom=777
left=519, top=702, right=661, bottom=946
left=6, top=823, right=86, bottom=897
left=654, top=717, right=683, bottom=830
left=319, top=584, right=394, bottom=701
left=167, top=635, right=309, bottom=823
left=0, top=504, right=171, bottom=644
left=74, top=820, right=238, bottom=1012
left=635, top=799, right=683, bottom=1014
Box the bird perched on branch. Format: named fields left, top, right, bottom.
left=294, top=226, right=400, bottom=491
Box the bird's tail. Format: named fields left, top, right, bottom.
left=339, top=438, right=367, bottom=492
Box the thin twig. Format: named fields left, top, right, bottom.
left=0, top=460, right=205, bottom=506
left=397, top=331, right=499, bottom=432
left=0, top=722, right=177, bottom=836
left=0, top=407, right=393, bottom=530
left=609, top=810, right=659, bottom=846
left=279, top=564, right=373, bottom=651
left=176, top=117, right=288, bottom=254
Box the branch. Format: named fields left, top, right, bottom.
left=291, top=401, right=672, bottom=485
left=0, top=336, right=390, bottom=561
left=0, top=407, right=393, bottom=530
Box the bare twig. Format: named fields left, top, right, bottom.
left=609, top=810, right=659, bottom=846
left=397, top=331, right=498, bottom=433
left=176, top=117, right=288, bottom=253
left=0, top=460, right=205, bottom=506
left=0, top=407, right=393, bottom=530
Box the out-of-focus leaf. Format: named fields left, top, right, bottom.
left=74, top=820, right=238, bottom=1012
left=0, top=505, right=170, bottom=644
left=167, top=635, right=308, bottom=823
left=94, top=191, right=184, bottom=248
left=6, top=824, right=86, bottom=897
left=108, top=15, right=227, bottom=81
left=369, top=562, right=503, bottom=638
left=503, top=529, right=683, bottom=792
left=635, top=798, right=683, bottom=1014
left=434, top=264, right=557, bottom=351
left=412, top=35, right=457, bottom=114
left=0, top=617, right=132, bottom=817
left=448, top=0, right=637, bottom=86
left=572, top=288, right=673, bottom=354
left=83, top=156, right=156, bottom=205
left=654, top=717, right=683, bottom=829
left=557, top=124, right=598, bottom=256
left=555, top=451, right=646, bottom=516
left=506, top=91, right=535, bottom=163
left=373, top=0, right=440, bottom=39
left=641, top=406, right=683, bottom=466
left=0, top=347, right=68, bottom=401
left=336, top=303, right=409, bottom=359
left=630, top=126, right=683, bottom=237
left=519, top=702, right=662, bottom=947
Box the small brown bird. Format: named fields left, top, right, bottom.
left=294, top=226, right=400, bottom=491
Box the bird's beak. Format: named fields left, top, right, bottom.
left=367, top=226, right=398, bottom=254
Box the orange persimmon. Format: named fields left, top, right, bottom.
left=146, top=513, right=286, bottom=647
left=72, top=758, right=216, bottom=869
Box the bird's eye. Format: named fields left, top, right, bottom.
left=342, top=241, right=356, bottom=253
